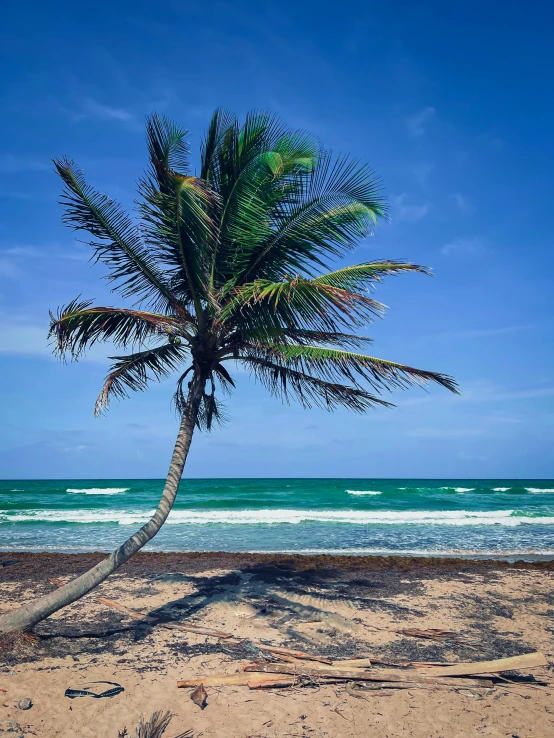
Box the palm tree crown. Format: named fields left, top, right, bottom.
left=49, top=110, right=458, bottom=426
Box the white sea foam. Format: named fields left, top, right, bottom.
left=67, top=488, right=129, bottom=495
left=346, top=490, right=382, bottom=496
left=440, top=487, right=475, bottom=492
left=2, top=508, right=554, bottom=527
left=526, top=488, right=554, bottom=493
left=493, top=488, right=510, bottom=492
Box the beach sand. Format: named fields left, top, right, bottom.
left=1, top=552, right=553, bottom=737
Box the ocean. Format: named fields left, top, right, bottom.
left=1, top=479, right=553, bottom=559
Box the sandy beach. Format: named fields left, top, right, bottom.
left=1, top=553, right=553, bottom=737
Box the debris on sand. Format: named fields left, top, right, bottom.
left=190, top=684, right=207, bottom=710
left=177, top=651, right=548, bottom=693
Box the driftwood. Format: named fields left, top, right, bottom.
left=178, top=672, right=295, bottom=688
left=241, top=662, right=494, bottom=687
left=331, top=658, right=372, bottom=668
left=345, top=680, right=487, bottom=693
left=395, top=652, right=547, bottom=677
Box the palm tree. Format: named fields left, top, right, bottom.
left=0, top=110, right=457, bottom=633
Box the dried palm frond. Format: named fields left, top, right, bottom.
left=131, top=711, right=193, bottom=738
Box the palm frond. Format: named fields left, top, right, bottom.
left=242, top=355, right=393, bottom=411
left=48, top=298, right=186, bottom=358
left=313, top=260, right=430, bottom=291
left=95, top=343, right=187, bottom=415
left=222, top=276, right=386, bottom=338
left=53, top=158, right=176, bottom=311
left=232, top=149, right=388, bottom=284
left=146, top=113, right=190, bottom=179
left=200, top=107, right=238, bottom=182
left=208, top=113, right=318, bottom=286
left=250, top=344, right=459, bottom=394
left=139, top=172, right=216, bottom=313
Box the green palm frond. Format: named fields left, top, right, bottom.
left=95, top=343, right=187, bottom=415
left=200, top=107, right=237, bottom=182
left=223, top=276, right=385, bottom=338
left=232, top=150, right=388, bottom=285
left=48, top=298, right=186, bottom=358
left=242, top=355, right=393, bottom=411
left=139, top=171, right=216, bottom=314
left=208, top=113, right=320, bottom=287
left=54, top=158, right=176, bottom=311
left=244, top=344, right=459, bottom=394
left=254, top=328, right=373, bottom=349
left=313, top=260, right=430, bottom=291
left=146, top=113, right=190, bottom=179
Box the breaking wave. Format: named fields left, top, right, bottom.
left=67, top=488, right=129, bottom=495
left=2, top=508, right=554, bottom=527
left=346, top=490, right=382, bottom=496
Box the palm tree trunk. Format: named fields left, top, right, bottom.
left=0, top=374, right=205, bottom=634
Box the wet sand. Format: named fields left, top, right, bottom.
left=1, top=552, right=553, bottom=737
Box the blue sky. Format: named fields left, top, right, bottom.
left=1, top=0, right=553, bottom=479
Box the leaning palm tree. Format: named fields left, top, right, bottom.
left=0, top=110, right=457, bottom=633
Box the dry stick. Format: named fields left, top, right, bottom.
left=331, top=658, right=372, bottom=668
left=241, top=662, right=494, bottom=688
left=177, top=672, right=322, bottom=688
left=247, top=676, right=346, bottom=690
left=393, top=652, right=548, bottom=677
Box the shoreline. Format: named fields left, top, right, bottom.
left=3, top=549, right=554, bottom=574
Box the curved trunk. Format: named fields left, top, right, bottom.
left=0, top=374, right=205, bottom=634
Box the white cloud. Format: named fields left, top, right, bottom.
left=81, top=98, right=135, bottom=122
left=0, top=314, right=110, bottom=362
left=435, top=325, right=532, bottom=341
left=0, top=258, right=18, bottom=279
left=413, top=161, right=433, bottom=186
left=458, top=451, right=488, bottom=461
left=408, top=428, right=484, bottom=439
left=458, top=382, right=554, bottom=405
left=454, top=193, right=472, bottom=213
left=406, top=107, right=436, bottom=137
left=0, top=244, right=89, bottom=263
left=441, top=236, right=485, bottom=256
left=0, top=154, right=50, bottom=173
left=0, top=321, right=50, bottom=355
left=488, top=387, right=554, bottom=402
left=393, top=193, right=430, bottom=222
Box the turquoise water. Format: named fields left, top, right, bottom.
left=1, top=479, right=554, bottom=557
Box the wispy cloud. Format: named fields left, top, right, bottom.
left=458, top=382, right=554, bottom=405
left=0, top=154, right=50, bottom=173
left=80, top=97, right=135, bottom=123
left=0, top=258, right=18, bottom=278
left=0, top=313, right=109, bottom=362
left=0, top=320, right=50, bottom=356
left=406, top=107, right=436, bottom=137
left=441, top=236, right=486, bottom=256
left=454, top=193, right=473, bottom=213
left=408, top=427, right=484, bottom=439
left=393, top=193, right=430, bottom=222
left=413, top=160, right=433, bottom=186
left=435, top=325, right=532, bottom=341
left=0, top=244, right=89, bottom=263
left=458, top=451, right=488, bottom=461
left=486, top=387, right=554, bottom=402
